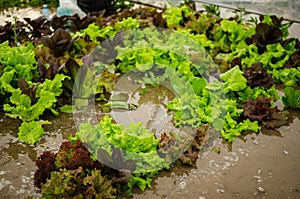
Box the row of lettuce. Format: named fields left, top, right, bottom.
left=0, top=4, right=299, bottom=197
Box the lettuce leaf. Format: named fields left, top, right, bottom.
left=0, top=70, right=16, bottom=94
left=221, top=113, right=260, bottom=142
left=4, top=74, right=67, bottom=121
left=77, top=116, right=168, bottom=172
left=272, top=67, right=300, bottom=86
left=4, top=74, right=68, bottom=144
left=163, top=5, right=193, bottom=29
left=282, top=87, right=300, bottom=109
left=220, top=65, right=247, bottom=93
left=18, top=120, right=51, bottom=145
left=76, top=116, right=170, bottom=192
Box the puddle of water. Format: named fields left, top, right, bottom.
left=0, top=111, right=76, bottom=198
left=132, top=111, right=300, bottom=199
left=111, top=85, right=175, bottom=134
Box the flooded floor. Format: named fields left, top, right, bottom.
left=0, top=101, right=300, bottom=199
left=133, top=111, right=300, bottom=199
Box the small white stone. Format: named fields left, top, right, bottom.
left=257, top=187, right=265, bottom=192
left=217, top=188, right=225, bottom=193
left=0, top=171, right=7, bottom=175
left=254, top=175, right=261, bottom=179
left=253, top=140, right=259, bottom=145
left=199, top=196, right=206, bottom=199
left=179, top=181, right=187, bottom=189
left=257, top=169, right=262, bottom=175
left=283, top=150, right=289, bottom=155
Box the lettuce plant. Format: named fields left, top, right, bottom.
left=244, top=97, right=288, bottom=128
left=41, top=167, right=116, bottom=199
left=3, top=74, right=68, bottom=144
left=39, top=28, right=77, bottom=58
left=55, top=140, right=96, bottom=170
left=282, top=87, right=300, bottom=109
left=162, top=5, right=193, bottom=29
left=244, top=62, right=274, bottom=89
left=34, top=151, right=57, bottom=188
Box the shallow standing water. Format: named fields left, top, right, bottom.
left=132, top=111, right=300, bottom=199
left=0, top=94, right=300, bottom=199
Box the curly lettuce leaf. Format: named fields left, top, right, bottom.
left=221, top=113, right=260, bottom=142
left=272, top=67, right=300, bottom=86
left=18, top=120, right=51, bottom=145
left=0, top=41, right=37, bottom=83
left=282, top=87, right=300, bottom=109
left=4, top=74, right=68, bottom=121
left=76, top=116, right=170, bottom=192
left=77, top=116, right=166, bottom=173
left=0, top=70, right=16, bottom=94
left=219, top=99, right=260, bottom=142
left=220, top=65, right=247, bottom=93
left=163, top=5, right=193, bottom=29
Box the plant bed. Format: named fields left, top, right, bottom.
left=0, top=1, right=299, bottom=198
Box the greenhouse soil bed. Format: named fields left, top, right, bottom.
left=0, top=1, right=300, bottom=198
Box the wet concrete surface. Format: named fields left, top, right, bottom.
left=133, top=112, right=300, bottom=199
left=0, top=112, right=76, bottom=199
left=0, top=102, right=299, bottom=199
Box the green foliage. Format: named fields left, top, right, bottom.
left=81, top=23, right=114, bottom=43
left=163, top=5, right=193, bottom=28
left=282, top=87, right=300, bottom=109
left=59, top=105, right=74, bottom=113
left=220, top=65, right=247, bottom=93
left=204, top=4, right=220, bottom=17
left=221, top=114, right=260, bottom=142
left=4, top=74, right=67, bottom=121
left=81, top=17, right=140, bottom=44
left=220, top=65, right=279, bottom=103
left=272, top=67, right=300, bottom=86
left=4, top=74, right=68, bottom=144
left=76, top=116, right=169, bottom=192
left=0, top=41, right=36, bottom=83
left=41, top=167, right=116, bottom=199
left=18, top=120, right=51, bottom=145
left=220, top=98, right=261, bottom=142
left=214, top=19, right=254, bottom=53
left=217, top=18, right=298, bottom=86
left=0, top=70, right=16, bottom=94
left=114, top=17, right=140, bottom=31
left=127, top=174, right=153, bottom=192
left=167, top=93, right=202, bottom=127
left=78, top=116, right=165, bottom=170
